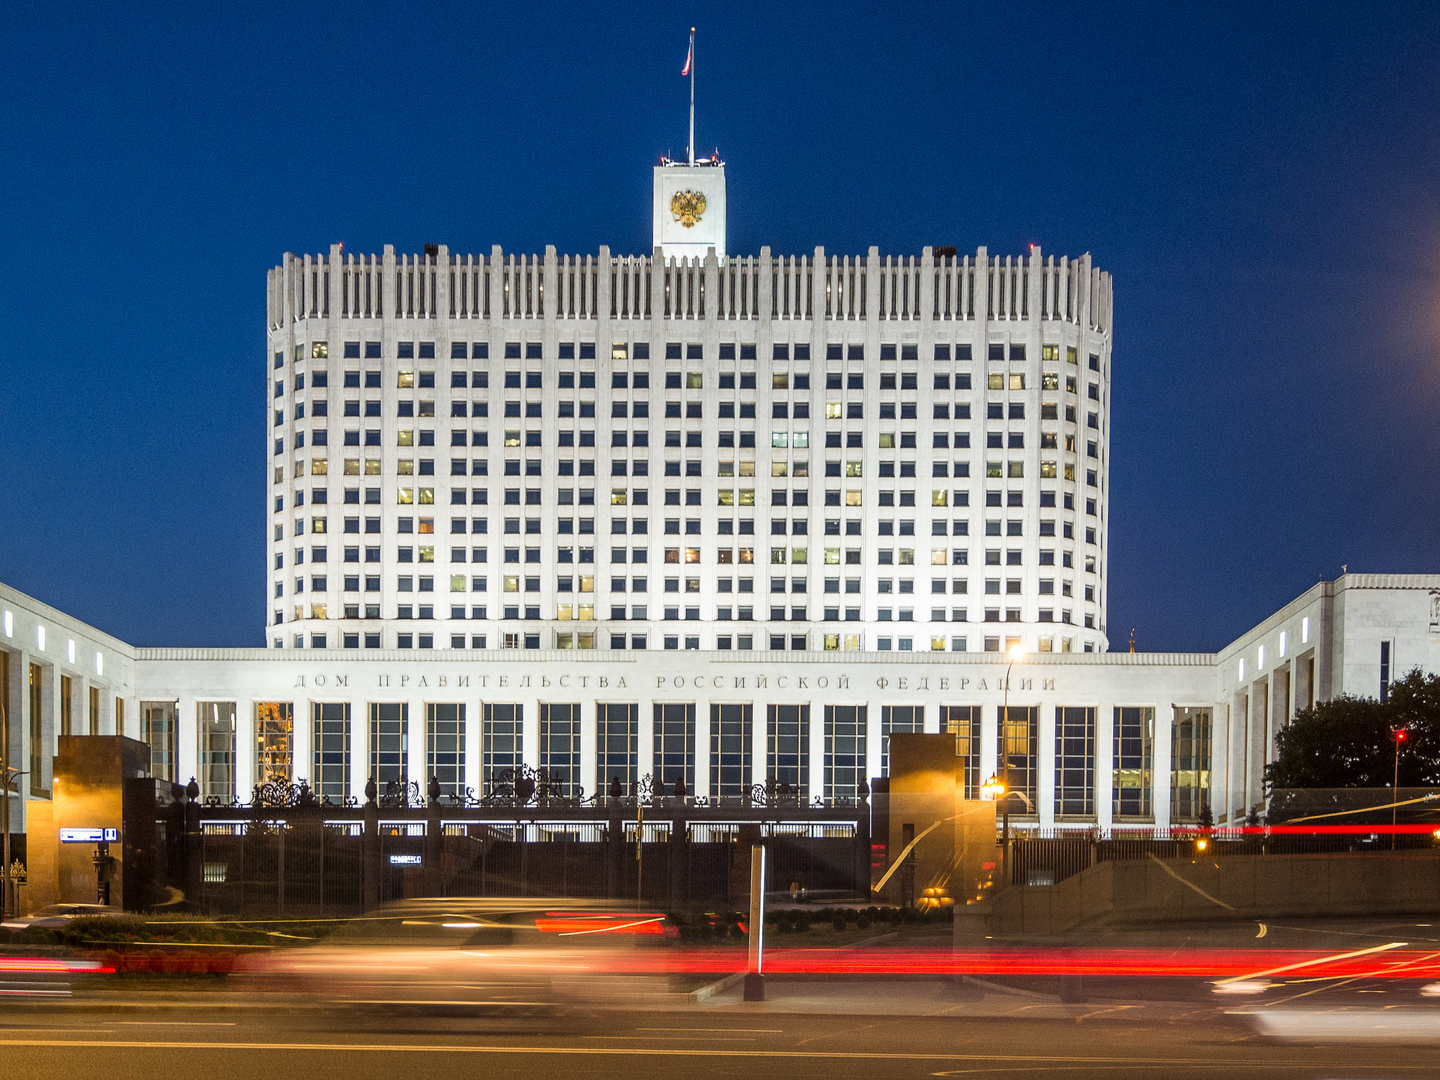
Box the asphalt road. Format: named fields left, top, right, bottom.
left=4, top=991, right=1440, bottom=1080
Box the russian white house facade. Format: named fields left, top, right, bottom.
left=3, top=161, right=1438, bottom=840
left=5, top=574, right=1439, bottom=833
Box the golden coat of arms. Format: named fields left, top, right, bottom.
left=670, top=190, right=707, bottom=228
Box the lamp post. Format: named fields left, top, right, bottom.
left=1393, top=728, right=1408, bottom=850
left=995, top=644, right=1025, bottom=886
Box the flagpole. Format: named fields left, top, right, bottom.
left=688, top=27, right=695, bottom=165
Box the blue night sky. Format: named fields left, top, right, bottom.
left=3, top=1, right=1439, bottom=652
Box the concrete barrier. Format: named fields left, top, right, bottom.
left=974, top=852, right=1440, bottom=935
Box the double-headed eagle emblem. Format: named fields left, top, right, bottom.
left=670, top=190, right=707, bottom=228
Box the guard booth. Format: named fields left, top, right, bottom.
left=878, top=733, right=997, bottom=908
left=24, top=736, right=158, bottom=912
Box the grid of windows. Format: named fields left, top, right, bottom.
left=369, top=703, right=408, bottom=790
left=482, top=703, right=523, bottom=789
left=1171, top=707, right=1212, bottom=823
left=270, top=284, right=1113, bottom=657
left=427, top=703, right=466, bottom=798
left=766, top=703, right=809, bottom=800
left=942, top=705, right=982, bottom=799
left=142, top=699, right=177, bottom=783
left=597, top=703, right=639, bottom=797
left=710, top=703, right=753, bottom=802
left=653, top=702, right=696, bottom=793
left=255, top=702, right=294, bottom=785
left=997, top=705, right=1038, bottom=814
left=824, top=705, right=868, bottom=801
left=880, top=704, right=923, bottom=775
left=1054, top=706, right=1095, bottom=819
left=30, top=664, right=45, bottom=794
left=539, top=703, right=581, bottom=796
left=312, top=702, right=351, bottom=802
left=199, top=703, right=237, bottom=802
left=1113, top=706, right=1154, bottom=820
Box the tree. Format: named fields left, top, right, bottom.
left=1266, top=669, right=1440, bottom=791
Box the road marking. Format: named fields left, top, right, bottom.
left=587, top=1035, right=758, bottom=1041
left=1255, top=923, right=1267, bottom=939
left=114, top=1022, right=238, bottom=1026
left=0, top=1039, right=1347, bottom=1065
left=635, top=1028, right=783, bottom=1033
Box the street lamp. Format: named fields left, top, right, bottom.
left=996, top=644, right=1025, bottom=885
left=1393, top=728, right=1408, bottom=850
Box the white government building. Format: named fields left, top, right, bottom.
left=2, top=155, right=1438, bottom=833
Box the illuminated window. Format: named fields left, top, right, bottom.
left=1010, top=373, right=1025, bottom=390
left=932, top=489, right=947, bottom=506
left=398, top=488, right=413, bottom=504
left=845, top=490, right=862, bottom=506
left=846, top=461, right=863, bottom=477
left=878, top=433, right=895, bottom=448
left=255, top=702, right=294, bottom=785
left=931, top=548, right=947, bottom=565
left=825, top=402, right=842, bottom=419
left=773, top=373, right=789, bottom=389
left=1040, top=461, right=1057, bottom=478
left=772, top=432, right=789, bottom=448
left=451, top=575, right=466, bottom=592
left=311, top=460, right=328, bottom=476
left=418, top=488, right=434, bottom=504
left=739, top=489, right=755, bottom=505
left=418, top=518, right=433, bottom=534
left=311, top=517, right=327, bottom=533
left=738, top=461, right=756, bottom=477
left=687, top=372, right=703, bottom=388
left=987, top=373, right=1004, bottom=390
left=397, top=459, right=414, bottom=475
left=685, top=548, right=701, bottom=563
left=771, top=461, right=788, bottom=477
left=823, top=547, right=839, bottom=564
left=612, top=489, right=628, bottom=505
left=503, top=576, right=519, bottom=592
left=738, top=547, right=754, bottom=563
left=718, top=549, right=734, bottom=563
left=718, top=461, right=735, bottom=477
left=1042, top=344, right=1059, bottom=361
left=791, top=547, right=807, bottom=564
left=398, top=369, right=415, bottom=388
left=505, top=430, right=520, bottom=446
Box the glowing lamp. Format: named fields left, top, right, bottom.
left=981, top=775, right=1005, bottom=800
